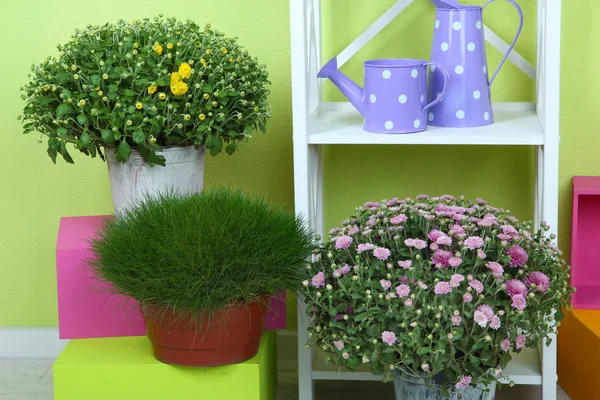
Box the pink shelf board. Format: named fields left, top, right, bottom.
left=56, top=216, right=286, bottom=340
left=573, top=176, right=600, bottom=195
left=571, top=177, right=600, bottom=309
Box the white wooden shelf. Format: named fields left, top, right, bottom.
left=311, top=347, right=542, bottom=385
left=290, top=0, right=561, bottom=399
left=308, top=102, right=544, bottom=146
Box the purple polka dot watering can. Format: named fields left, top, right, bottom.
left=427, top=0, right=524, bottom=127
left=318, top=58, right=449, bottom=134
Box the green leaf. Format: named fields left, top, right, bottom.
left=202, top=85, right=213, bottom=92
left=122, top=89, right=135, bottom=97
left=244, top=125, right=254, bottom=134
left=77, top=132, right=90, bottom=149
left=258, top=121, right=267, bottom=134
left=56, top=127, right=68, bottom=138
left=101, top=129, right=115, bottom=145
left=77, top=114, right=87, bottom=125
left=225, top=142, right=236, bottom=155
left=55, top=73, right=71, bottom=84
left=90, top=74, right=101, bottom=86
left=417, top=347, right=431, bottom=356
left=346, top=355, right=360, bottom=370
left=116, top=140, right=132, bottom=162
left=58, top=141, right=74, bottom=163
left=133, top=130, right=145, bottom=144
left=56, top=103, right=73, bottom=118
left=555, top=309, right=564, bottom=322
left=209, top=136, right=223, bottom=156
left=441, top=386, right=450, bottom=398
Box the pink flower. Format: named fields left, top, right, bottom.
left=515, top=334, right=526, bottom=349
left=335, top=236, right=353, bottom=249
left=418, top=281, right=428, bottom=290
left=396, top=284, right=410, bottom=298
left=477, top=249, right=487, bottom=259
left=431, top=249, right=452, bottom=268
left=416, top=194, right=429, bottom=200
left=381, top=331, right=397, bottom=346
left=450, top=274, right=465, bottom=288
left=404, top=298, right=413, bottom=307
left=486, top=261, right=504, bottom=278
left=463, top=292, right=473, bottom=303
left=390, top=214, right=407, bottom=224
left=497, top=234, right=511, bottom=241
left=413, top=239, right=427, bottom=249
left=474, top=310, right=489, bottom=327
left=511, top=294, right=527, bottom=311
left=505, top=279, right=528, bottom=297
left=478, top=219, right=494, bottom=227
left=404, top=238, right=415, bottom=247
left=428, top=229, right=444, bottom=242
left=337, top=265, right=351, bottom=275
left=357, top=243, right=374, bottom=254
left=398, top=260, right=412, bottom=269
left=430, top=243, right=439, bottom=251
left=501, top=224, right=519, bottom=237
left=311, top=272, right=325, bottom=288
left=333, top=340, right=345, bottom=350
left=437, top=235, right=453, bottom=246
left=464, top=236, right=484, bottom=250
left=477, top=304, right=494, bottom=320
left=451, top=315, right=462, bottom=326
left=380, top=279, right=392, bottom=290
left=524, top=271, right=550, bottom=293
left=386, top=198, right=399, bottom=206
left=455, top=375, right=472, bottom=390
left=469, top=279, right=484, bottom=294
left=329, top=227, right=341, bottom=235
left=500, top=339, right=510, bottom=351
left=362, top=229, right=372, bottom=235
left=490, top=315, right=501, bottom=330
left=507, top=244, right=529, bottom=267
left=348, top=227, right=359, bottom=236
left=476, top=198, right=487, bottom=205
left=450, top=224, right=465, bottom=236
left=373, top=247, right=391, bottom=260
left=364, top=201, right=380, bottom=208
left=448, top=257, right=462, bottom=267
left=434, top=281, right=452, bottom=295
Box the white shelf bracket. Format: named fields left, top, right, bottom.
left=336, top=0, right=414, bottom=68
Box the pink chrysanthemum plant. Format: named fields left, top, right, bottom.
left=301, top=194, right=574, bottom=395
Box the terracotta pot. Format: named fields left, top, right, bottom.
left=141, top=297, right=269, bottom=367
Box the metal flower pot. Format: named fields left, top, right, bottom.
left=105, top=145, right=206, bottom=213
left=394, top=373, right=496, bottom=400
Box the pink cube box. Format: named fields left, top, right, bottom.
left=56, top=216, right=286, bottom=340
left=571, top=176, right=600, bottom=309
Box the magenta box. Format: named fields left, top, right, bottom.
left=571, top=176, right=600, bottom=309
left=56, top=216, right=286, bottom=340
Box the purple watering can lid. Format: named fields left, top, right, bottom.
left=429, top=0, right=460, bottom=9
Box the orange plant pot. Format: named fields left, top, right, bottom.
left=141, top=297, right=269, bottom=367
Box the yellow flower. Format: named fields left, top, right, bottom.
left=158, top=92, right=167, bottom=100
left=222, top=47, right=228, bottom=54
left=79, top=99, right=86, bottom=106
left=203, top=93, right=210, bottom=99
left=184, top=114, right=191, bottom=121
left=171, top=72, right=182, bottom=84
left=135, top=102, right=143, bottom=110
left=148, top=85, right=157, bottom=94
left=149, top=136, right=156, bottom=144
left=170, top=81, right=188, bottom=96
left=102, top=73, right=109, bottom=80
left=229, top=56, right=233, bottom=63
left=178, top=62, right=192, bottom=79
left=98, top=91, right=103, bottom=96
left=153, top=42, right=163, bottom=55
left=200, top=58, right=207, bottom=65
left=198, top=113, right=206, bottom=120
left=166, top=43, right=173, bottom=49
left=206, top=49, right=212, bottom=55
left=95, top=86, right=100, bottom=91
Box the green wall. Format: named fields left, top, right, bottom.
left=0, top=0, right=596, bottom=328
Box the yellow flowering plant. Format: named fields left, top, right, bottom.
left=19, top=16, right=272, bottom=165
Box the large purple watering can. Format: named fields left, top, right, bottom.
left=427, top=0, right=524, bottom=127
left=318, top=58, right=449, bottom=134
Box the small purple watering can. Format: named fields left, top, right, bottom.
left=318, top=58, right=449, bottom=134
left=427, top=0, right=524, bottom=127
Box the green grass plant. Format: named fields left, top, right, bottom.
left=89, top=187, right=314, bottom=314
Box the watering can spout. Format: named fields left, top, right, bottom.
left=318, top=57, right=366, bottom=115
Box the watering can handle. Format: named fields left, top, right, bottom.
left=422, top=62, right=449, bottom=118
left=483, top=0, right=524, bottom=86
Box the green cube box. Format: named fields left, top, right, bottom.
left=54, top=330, right=277, bottom=400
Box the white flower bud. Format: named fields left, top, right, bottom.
left=302, top=280, right=309, bottom=287
left=316, top=292, right=322, bottom=298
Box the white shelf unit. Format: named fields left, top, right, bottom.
left=290, top=1, right=561, bottom=400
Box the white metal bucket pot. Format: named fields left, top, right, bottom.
left=394, top=373, right=496, bottom=400
left=105, top=146, right=206, bottom=213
